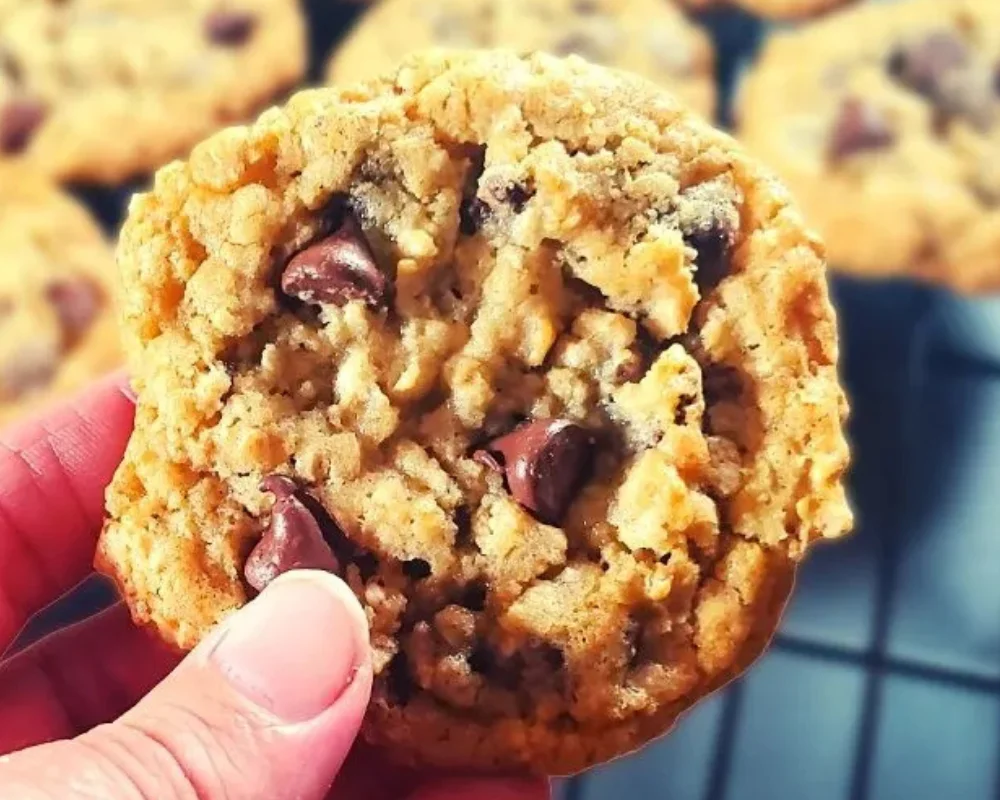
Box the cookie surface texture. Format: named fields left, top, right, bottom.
left=98, top=50, right=852, bottom=775
left=0, top=0, right=306, bottom=183
left=740, top=0, right=1000, bottom=291
left=327, top=0, right=716, bottom=119
left=0, top=168, right=119, bottom=423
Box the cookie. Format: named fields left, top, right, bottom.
left=677, top=0, right=855, bottom=19
left=326, top=0, right=716, bottom=119
left=0, top=0, right=306, bottom=184
left=739, top=0, right=1000, bottom=292
left=97, top=50, right=852, bottom=775
left=0, top=168, right=119, bottom=424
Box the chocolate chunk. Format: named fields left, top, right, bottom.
left=828, top=98, right=895, bottom=162
left=45, top=278, right=101, bottom=347
left=386, top=652, right=415, bottom=703
left=889, top=31, right=968, bottom=100
left=675, top=179, right=739, bottom=293
left=475, top=419, right=596, bottom=526
left=244, top=475, right=340, bottom=592
left=204, top=10, right=257, bottom=46
left=0, top=98, right=46, bottom=155
left=454, top=506, right=473, bottom=546
left=281, top=214, right=390, bottom=310
left=403, top=558, right=432, bottom=580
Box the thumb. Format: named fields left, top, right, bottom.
left=0, top=570, right=373, bottom=800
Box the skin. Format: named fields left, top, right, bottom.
left=0, top=372, right=551, bottom=800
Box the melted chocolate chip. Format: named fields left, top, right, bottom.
left=281, top=214, right=390, bottom=310
left=0, top=98, right=46, bottom=155
left=454, top=506, right=473, bottom=546
left=460, top=579, right=488, bottom=612
left=889, top=31, right=968, bottom=100
left=504, top=183, right=533, bottom=213
left=204, top=10, right=257, bottom=46
left=828, top=97, right=895, bottom=162
left=475, top=419, right=596, bottom=526
left=402, top=558, right=432, bottom=580
left=45, top=278, right=101, bottom=347
left=386, top=652, right=415, bottom=704
left=244, top=475, right=340, bottom=592
left=459, top=196, right=490, bottom=236
left=468, top=644, right=497, bottom=676
left=684, top=218, right=735, bottom=293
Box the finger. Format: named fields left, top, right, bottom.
left=0, top=604, right=178, bottom=754
left=0, top=571, right=373, bottom=800
left=0, top=370, right=135, bottom=650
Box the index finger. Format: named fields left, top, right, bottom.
left=0, top=372, right=135, bottom=651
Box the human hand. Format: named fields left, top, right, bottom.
left=0, top=373, right=550, bottom=800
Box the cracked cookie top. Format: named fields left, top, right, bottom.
left=0, top=0, right=305, bottom=183
left=326, top=0, right=716, bottom=120
left=740, top=0, right=1000, bottom=292
left=0, top=168, right=119, bottom=422
left=98, top=50, right=851, bottom=775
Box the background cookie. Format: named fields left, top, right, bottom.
left=739, top=0, right=1000, bottom=292
left=0, top=0, right=306, bottom=184
left=677, top=0, right=856, bottom=20
left=0, top=169, right=119, bottom=424
left=326, top=0, right=717, bottom=119
left=98, top=50, right=851, bottom=775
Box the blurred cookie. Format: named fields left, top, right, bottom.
left=677, top=0, right=854, bottom=19
left=326, top=0, right=716, bottom=118
left=0, top=169, right=119, bottom=424
left=740, top=0, right=1000, bottom=292
left=98, top=50, right=851, bottom=774
left=0, top=0, right=306, bottom=183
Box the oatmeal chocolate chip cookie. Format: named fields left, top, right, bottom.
left=740, top=0, right=1000, bottom=292
left=0, top=0, right=305, bottom=184
left=677, top=0, right=855, bottom=20
left=0, top=168, right=119, bottom=423
left=326, top=0, right=716, bottom=119
left=97, top=50, right=851, bottom=775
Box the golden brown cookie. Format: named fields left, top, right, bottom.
left=0, top=168, right=119, bottom=424
left=0, top=0, right=306, bottom=183
left=327, top=0, right=717, bottom=119
left=739, top=0, right=1000, bottom=292
left=98, top=50, right=852, bottom=775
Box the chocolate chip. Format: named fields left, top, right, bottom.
left=504, top=183, right=533, bottom=213
left=204, top=10, right=257, bottom=46
left=828, top=97, right=895, bottom=162
left=45, top=278, right=101, bottom=347
left=889, top=31, right=968, bottom=99
left=244, top=475, right=340, bottom=592
left=685, top=219, right=735, bottom=293
left=468, top=644, right=497, bottom=676
left=402, top=558, right=432, bottom=580
left=0, top=98, right=46, bottom=155
left=459, top=197, right=490, bottom=236
left=386, top=652, right=415, bottom=703
left=454, top=506, right=473, bottom=546
left=281, top=214, right=390, bottom=310
left=703, top=364, right=742, bottom=406
left=460, top=579, right=488, bottom=612
left=474, top=419, right=596, bottom=526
